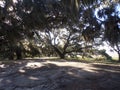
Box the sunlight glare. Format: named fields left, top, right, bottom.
left=13, top=0, right=18, bottom=3
left=0, top=0, right=5, bottom=7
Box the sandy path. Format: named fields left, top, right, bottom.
left=0, top=60, right=120, bottom=90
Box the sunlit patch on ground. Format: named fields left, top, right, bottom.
left=0, top=64, right=5, bottom=68
left=25, top=62, right=44, bottom=68
left=19, top=69, right=26, bottom=73
left=29, top=76, right=39, bottom=80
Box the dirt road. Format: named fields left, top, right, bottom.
left=0, top=60, right=120, bottom=90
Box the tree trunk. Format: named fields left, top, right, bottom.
left=8, top=53, right=14, bottom=60
left=118, top=52, right=120, bottom=62
left=8, top=47, right=14, bottom=60
left=52, top=45, right=65, bottom=59
left=59, top=54, right=65, bottom=59
left=16, top=46, right=22, bottom=60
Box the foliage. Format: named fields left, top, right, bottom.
left=36, top=25, right=85, bottom=58
left=97, top=3, right=120, bottom=61
left=0, top=0, right=120, bottom=61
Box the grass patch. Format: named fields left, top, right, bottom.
left=0, top=56, right=119, bottom=65
left=66, top=56, right=120, bottom=64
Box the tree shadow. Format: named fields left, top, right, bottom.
left=0, top=60, right=120, bottom=90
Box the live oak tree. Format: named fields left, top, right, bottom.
left=0, top=0, right=24, bottom=59
left=36, top=25, right=85, bottom=59
left=0, top=0, right=104, bottom=59
left=97, top=3, right=120, bottom=61
left=1, top=0, right=119, bottom=60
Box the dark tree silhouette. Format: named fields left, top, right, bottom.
left=97, top=3, right=120, bottom=61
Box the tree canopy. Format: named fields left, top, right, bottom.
left=0, top=0, right=120, bottom=61
left=97, top=3, right=120, bottom=61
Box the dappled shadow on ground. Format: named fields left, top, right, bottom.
left=0, top=59, right=120, bottom=90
